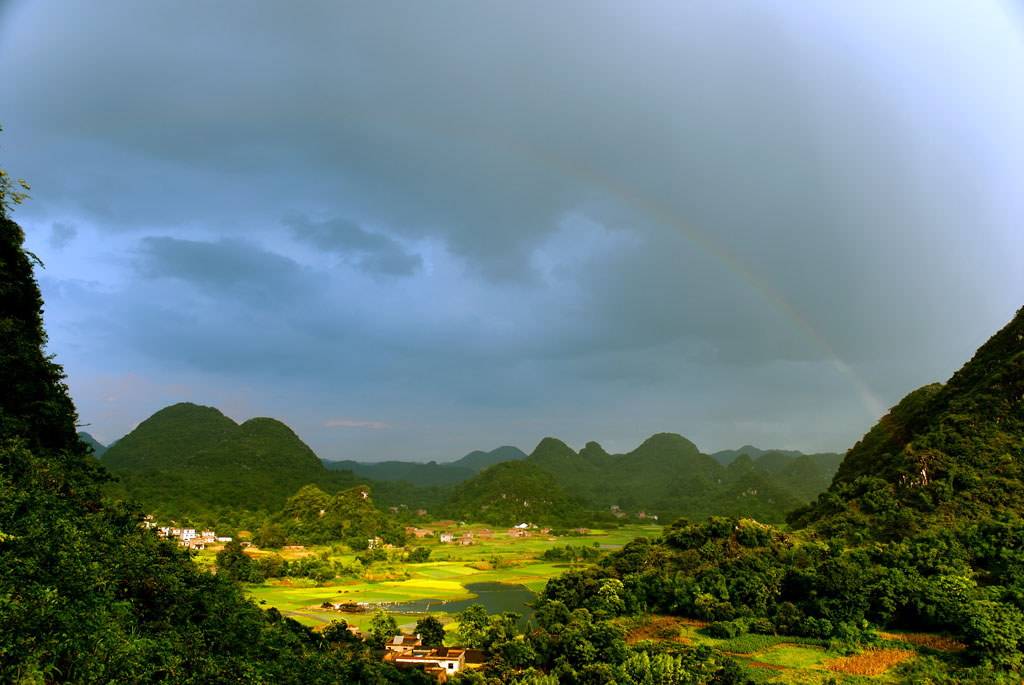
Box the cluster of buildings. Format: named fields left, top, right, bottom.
left=145, top=516, right=232, bottom=550
left=405, top=523, right=593, bottom=545
left=609, top=505, right=659, bottom=521
left=383, top=635, right=487, bottom=681
left=437, top=529, right=493, bottom=546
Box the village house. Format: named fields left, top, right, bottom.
left=405, top=526, right=433, bottom=538
left=155, top=523, right=230, bottom=547
left=392, top=648, right=466, bottom=680
left=385, top=638, right=466, bottom=680
left=385, top=634, right=422, bottom=655
left=439, top=532, right=454, bottom=544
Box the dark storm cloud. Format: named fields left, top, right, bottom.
left=1, top=1, right=1021, bottom=459
left=134, top=236, right=310, bottom=299
left=285, top=214, right=422, bottom=276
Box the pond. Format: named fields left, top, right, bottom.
left=381, top=582, right=535, bottom=629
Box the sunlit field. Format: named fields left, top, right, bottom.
left=222, top=525, right=661, bottom=629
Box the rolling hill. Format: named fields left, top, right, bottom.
left=100, top=403, right=362, bottom=516
left=441, top=460, right=589, bottom=527
left=523, top=432, right=826, bottom=523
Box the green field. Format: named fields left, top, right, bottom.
left=228, top=525, right=661, bottom=629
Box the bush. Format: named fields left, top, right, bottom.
left=707, top=620, right=743, bottom=639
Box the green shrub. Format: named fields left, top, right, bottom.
left=708, top=620, right=743, bottom=639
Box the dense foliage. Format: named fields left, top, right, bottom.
left=441, top=461, right=590, bottom=527
left=273, top=483, right=406, bottom=547
left=523, top=433, right=836, bottom=523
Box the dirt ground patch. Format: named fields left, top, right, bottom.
left=746, top=661, right=787, bottom=671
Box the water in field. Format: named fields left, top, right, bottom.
left=380, top=582, right=535, bottom=629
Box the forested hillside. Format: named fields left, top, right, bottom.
left=101, top=404, right=372, bottom=519
left=523, top=433, right=832, bottom=523
left=273, top=484, right=406, bottom=547
left=441, top=460, right=591, bottom=527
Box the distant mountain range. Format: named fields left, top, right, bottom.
left=710, top=444, right=843, bottom=474
left=321, top=445, right=527, bottom=486
left=522, top=433, right=842, bottom=523
left=92, top=402, right=843, bottom=525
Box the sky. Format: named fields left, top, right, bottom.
left=2, top=2, right=1022, bottom=462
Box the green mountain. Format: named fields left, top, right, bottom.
left=102, top=402, right=239, bottom=473
left=523, top=432, right=818, bottom=523
left=710, top=444, right=801, bottom=465
left=448, top=445, right=528, bottom=471
left=525, top=437, right=608, bottom=499
left=772, top=453, right=833, bottom=502
left=441, top=460, right=588, bottom=527
left=78, top=430, right=107, bottom=458
left=711, top=444, right=844, bottom=480
left=101, top=403, right=361, bottom=516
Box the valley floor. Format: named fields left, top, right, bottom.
left=217, top=524, right=662, bottom=632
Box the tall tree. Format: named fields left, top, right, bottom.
left=414, top=615, right=446, bottom=647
